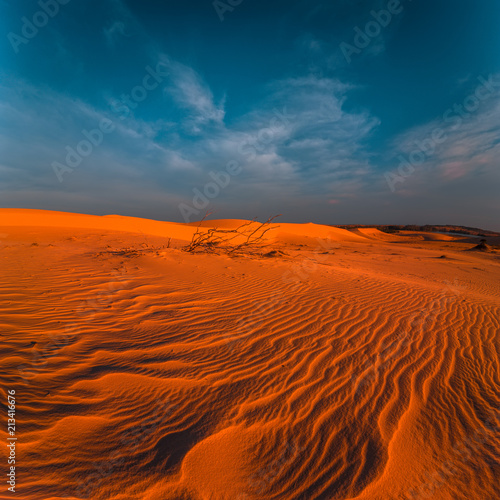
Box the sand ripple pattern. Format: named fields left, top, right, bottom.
left=1, top=241, right=499, bottom=500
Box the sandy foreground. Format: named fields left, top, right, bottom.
left=0, top=209, right=499, bottom=500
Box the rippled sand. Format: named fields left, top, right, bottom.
left=1, top=210, right=499, bottom=500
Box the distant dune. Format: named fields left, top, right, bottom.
left=335, top=223, right=500, bottom=238
left=1, top=210, right=499, bottom=500
left=349, top=227, right=407, bottom=242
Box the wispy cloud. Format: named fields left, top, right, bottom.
left=158, top=56, right=226, bottom=134
left=0, top=63, right=381, bottom=220
left=389, top=80, right=500, bottom=188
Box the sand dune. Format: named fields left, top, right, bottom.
left=349, top=227, right=407, bottom=242
left=397, top=231, right=463, bottom=242
left=352, top=228, right=463, bottom=243
left=1, top=210, right=365, bottom=248
left=1, top=210, right=499, bottom=500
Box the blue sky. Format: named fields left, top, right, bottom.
left=1, top=0, right=499, bottom=229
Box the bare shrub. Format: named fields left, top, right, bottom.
left=184, top=213, right=281, bottom=255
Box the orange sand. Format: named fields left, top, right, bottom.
left=0, top=209, right=499, bottom=500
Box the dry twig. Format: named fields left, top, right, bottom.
left=183, top=214, right=281, bottom=255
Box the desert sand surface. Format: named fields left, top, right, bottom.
left=1, top=209, right=499, bottom=500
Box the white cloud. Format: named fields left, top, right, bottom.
left=389, top=80, right=500, bottom=186
left=0, top=64, right=382, bottom=220
left=159, top=55, right=225, bottom=134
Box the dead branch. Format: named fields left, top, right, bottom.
left=183, top=215, right=281, bottom=255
